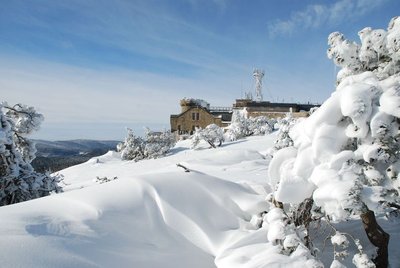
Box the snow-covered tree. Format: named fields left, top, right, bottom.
left=0, top=103, right=62, bottom=206
left=191, top=124, right=224, bottom=149
left=143, top=128, right=176, bottom=159
left=269, top=17, right=400, bottom=267
left=117, top=128, right=145, bottom=161
left=118, top=128, right=176, bottom=161
left=248, top=116, right=275, bottom=136
left=273, top=113, right=298, bottom=151
left=226, top=109, right=275, bottom=141
left=225, top=109, right=250, bottom=141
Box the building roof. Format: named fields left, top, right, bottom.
left=170, top=105, right=233, bottom=121
left=233, top=99, right=319, bottom=111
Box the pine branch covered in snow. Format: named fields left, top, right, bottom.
left=328, top=16, right=400, bottom=83
left=260, top=199, right=324, bottom=266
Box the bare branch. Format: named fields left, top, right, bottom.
left=176, top=163, right=190, bottom=172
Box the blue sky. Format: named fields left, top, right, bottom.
left=1, top=0, right=399, bottom=140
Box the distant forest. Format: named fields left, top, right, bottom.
left=32, top=140, right=120, bottom=173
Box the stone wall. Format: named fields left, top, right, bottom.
left=170, top=107, right=223, bottom=134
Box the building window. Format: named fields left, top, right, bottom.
left=192, top=112, right=200, bottom=121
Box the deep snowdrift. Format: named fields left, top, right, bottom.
left=0, top=136, right=276, bottom=268
left=0, top=134, right=398, bottom=267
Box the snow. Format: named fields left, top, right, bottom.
left=0, top=135, right=276, bottom=268
left=352, top=253, right=375, bottom=268
left=331, top=232, right=349, bottom=248
left=268, top=146, right=297, bottom=189
left=268, top=16, right=400, bottom=266
left=330, top=259, right=347, bottom=268
left=0, top=131, right=399, bottom=267
left=380, top=84, right=400, bottom=118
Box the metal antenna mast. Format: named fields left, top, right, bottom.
left=253, top=69, right=265, bottom=102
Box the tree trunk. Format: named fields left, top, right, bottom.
left=293, top=198, right=313, bottom=248
left=272, top=197, right=283, bottom=209
left=206, top=140, right=216, bottom=148
left=360, top=209, right=390, bottom=268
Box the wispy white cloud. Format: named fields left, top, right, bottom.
left=0, top=59, right=184, bottom=125
left=268, top=0, right=389, bottom=37
left=0, top=56, right=243, bottom=125
left=0, top=0, right=259, bottom=139
left=4, top=0, right=243, bottom=75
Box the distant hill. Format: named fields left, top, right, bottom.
left=33, top=139, right=120, bottom=157
left=32, top=139, right=120, bottom=172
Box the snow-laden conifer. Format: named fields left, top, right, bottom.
left=0, top=103, right=62, bottom=206
left=269, top=17, right=400, bottom=267
left=117, top=128, right=145, bottom=161
left=225, top=109, right=250, bottom=141
left=143, top=128, right=176, bottom=159
left=248, top=116, right=275, bottom=136
left=226, top=109, right=275, bottom=141
left=191, top=124, right=224, bottom=149
left=273, top=113, right=297, bottom=151
left=118, top=128, right=176, bottom=161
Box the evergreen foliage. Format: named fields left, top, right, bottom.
left=226, top=109, right=275, bottom=141
left=273, top=113, right=297, bottom=151
left=0, top=103, right=62, bottom=206
left=269, top=17, right=400, bottom=267
left=118, top=128, right=176, bottom=161
left=191, top=124, right=224, bottom=149
left=117, top=128, right=145, bottom=161
left=143, top=127, right=176, bottom=159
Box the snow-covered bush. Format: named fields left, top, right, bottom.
left=143, top=128, right=176, bottom=159
left=0, top=103, right=62, bottom=206
left=118, top=128, right=176, bottom=161
left=117, top=128, right=145, bottom=161
left=225, top=109, right=250, bottom=141
left=95, top=176, right=118, bottom=184
left=269, top=17, right=400, bottom=267
left=191, top=124, right=224, bottom=149
left=248, top=116, right=275, bottom=136
left=273, top=113, right=298, bottom=151
left=226, top=109, right=275, bottom=141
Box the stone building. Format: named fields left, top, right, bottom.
left=170, top=99, right=232, bottom=134
left=233, top=99, right=318, bottom=118
left=170, top=98, right=319, bottom=134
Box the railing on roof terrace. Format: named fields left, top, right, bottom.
left=209, top=106, right=232, bottom=112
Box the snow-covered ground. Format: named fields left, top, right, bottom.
left=0, top=134, right=398, bottom=267
left=0, top=135, right=271, bottom=267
